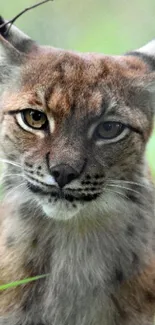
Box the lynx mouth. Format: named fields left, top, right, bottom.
left=27, top=182, right=102, bottom=202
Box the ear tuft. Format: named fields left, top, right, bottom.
left=0, top=16, right=8, bottom=38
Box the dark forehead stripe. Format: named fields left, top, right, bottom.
left=100, top=97, right=109, bottom=114
left=43, top=62, right=104, bottom=117
left=45, top=60, right=67, bottom=100
left=28, top=97, right=42, bottom=107
left=45, top=87, right=72, bottom=119
left=43, top=57, right=82, bottom=116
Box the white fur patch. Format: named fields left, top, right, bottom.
left=43, top=175, right=57, bottom=186
left=42, top=200, right=82, bottom=220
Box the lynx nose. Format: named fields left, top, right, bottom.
left=50, top=164, right=79, bottom=188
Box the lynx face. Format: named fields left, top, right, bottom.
left=0, top=23, right=155, bottom=220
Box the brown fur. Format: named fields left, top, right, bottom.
left=112, top=259, right=155, bottom=323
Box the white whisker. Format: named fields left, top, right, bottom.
left=0, top=174, right=26, bottom=187
left=107, top=184, right=141, bottom=196
left=108, top=179, right=150, bottom=188
left=1, top=173, right=23, bottom=178
left=0, top=158, right=21, bottom=168
left=107, top=188, right=128, bottom=199
left=5, top=182, right=26, bottom=192
left=3, top=182, right=27, bottom=200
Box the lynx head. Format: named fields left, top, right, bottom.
left=0, top=18, right=155, bottom=220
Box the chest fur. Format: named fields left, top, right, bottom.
left=1, top=202, right=154, bottom=325
left=31, top=217, right=153, bottom=325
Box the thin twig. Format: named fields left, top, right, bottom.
left=0, top=0, right=53, bottom=35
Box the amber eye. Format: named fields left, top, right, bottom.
left=94, top=121, right=126, bottom=140
left=21, top=109, right=48, bottom=130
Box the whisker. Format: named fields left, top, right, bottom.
left=0, top=173, right=26, bottom=185
left=5, top=181, right=26, bottom=191
left=3, top=182, right=27, bottom=200
left=0, top=158, right=21, bottom=168
left=108, top=179, right=150, bottom=188
left=91, top=189, right=127, bottom=217
left=107, top=184, right=142, bottom=196
left=105, top=188, right=128, bottom=199
left=17, top=185, right=33, bottom=203
left=1, top=173, right=23, bottom=178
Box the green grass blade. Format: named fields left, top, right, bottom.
left=0, top=274, right=48, bottom=291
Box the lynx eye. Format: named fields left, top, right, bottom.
left=94, top=121, right=125, bottom=140
left=21, top=109, right=48, bottom=130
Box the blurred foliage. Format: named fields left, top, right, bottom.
left=1, top=0, right=155, bottom=176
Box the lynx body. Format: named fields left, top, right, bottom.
left=0, top=17, right=155, bottom=325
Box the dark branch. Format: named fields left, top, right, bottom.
left=0, top=0, right=53, bottom=36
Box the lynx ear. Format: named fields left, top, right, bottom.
left=0, top=17, right=38, bottom=95
left=127, top=40, right=155, bottom=72
left=136, top=41, right=155, bottom=95
left=0, top=16, right=37, bottom=54
left=0, top=35, right=22, bottom=94
left=125, top=40, right=155, bottom=102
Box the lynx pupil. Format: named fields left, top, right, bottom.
left=22, top=109, right=47, bottom=130
left=30, top=111, right=42, bottom=121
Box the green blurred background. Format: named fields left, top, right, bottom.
left=1, top=0, right=155, bottom=177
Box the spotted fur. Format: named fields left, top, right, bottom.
left=0, top=18, right=155, bottom=325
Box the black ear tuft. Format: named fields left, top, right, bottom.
left=0, top=16, right=38, bottom=55
left=0, top=16, right=8, bottom=38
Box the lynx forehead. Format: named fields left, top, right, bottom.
left=19, top=51, right=150, bottom=116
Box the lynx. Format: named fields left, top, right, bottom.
left=0, top=15, right=155, bottom=325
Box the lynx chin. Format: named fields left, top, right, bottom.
left=0, top=15, right=155, bottom=325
